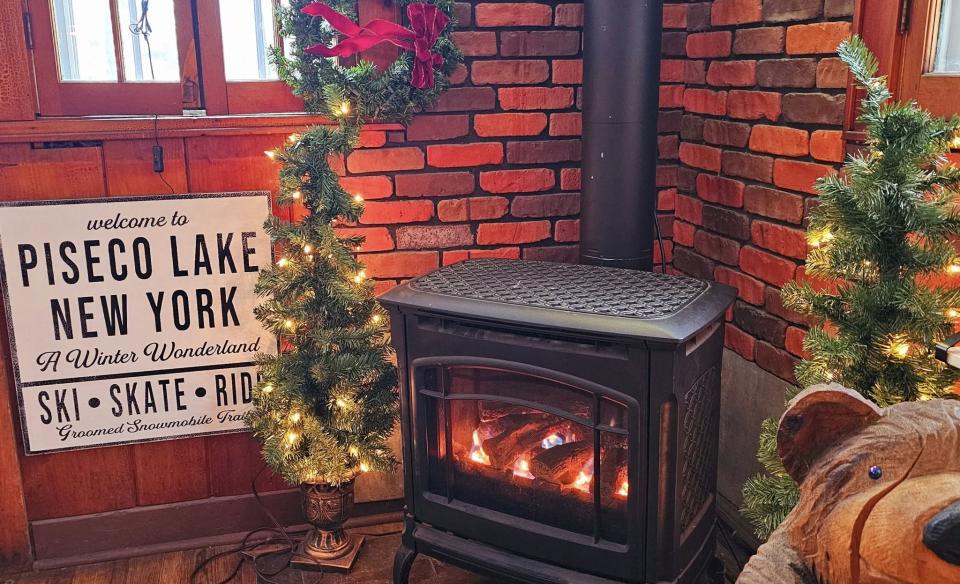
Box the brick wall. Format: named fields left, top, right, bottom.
left=667, top=0, right=854, bottom=384
left=346, top=0, right=679, bottom=295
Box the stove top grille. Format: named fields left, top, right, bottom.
left=408, top=259, right=708, bottom=320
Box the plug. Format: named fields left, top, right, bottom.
left=152, top=145, right=164, bottom=173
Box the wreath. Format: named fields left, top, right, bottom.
left=275, top=0, right=462, bottom=124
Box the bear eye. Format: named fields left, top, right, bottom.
left=868, top=465, right=882, bottom=480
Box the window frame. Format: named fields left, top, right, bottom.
left=898, top=0, right=960, bottom=117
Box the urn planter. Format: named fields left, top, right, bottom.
left=292, top=480, right=365, bottom=572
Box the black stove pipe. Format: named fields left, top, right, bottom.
left=579, top=0, right=664, bottom=271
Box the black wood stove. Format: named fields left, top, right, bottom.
left=380, top=259, right=735, bottom=583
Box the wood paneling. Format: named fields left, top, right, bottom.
left=0, top=144, right=106, bottom=199
left=0, top=0, right=36, bottom=121
left=103, top=139, right=188, bottom=195
left=0, top=308, right=30, bottom=568
left=205, top=433, right=288, bottom=497
left=133, top=438, right=210, bottom=506
left=185, top=134, right=289, bottom=195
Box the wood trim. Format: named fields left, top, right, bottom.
left=0, top=114, right=403, bottom=144
left=0, top=0, right=37, bottom=121
left=897, top=0, right=960, bottom=117
left=848, top=0, right=909, bottom=132
left=29, top=489, right=402, bottom=569
left=225, top=81, right=305, bottom=114
left=0, top=308, right=30, bottom=572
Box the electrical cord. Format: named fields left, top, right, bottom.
left=153, top=114, right=175, bottom=194
left=130, top=0, right=156, bottom=80
left=654, top=212, right=667, bottom=274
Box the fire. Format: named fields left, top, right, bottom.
left=541, top=432, right=565, bottom=449
left=572, top=458, right=594, bottom=494
left=468, top=430, right=490, bottom=465
left=617, top=480, right=629, bottom=498
left=512, top=457, right=535, bottom=479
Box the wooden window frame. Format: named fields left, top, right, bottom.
left=898, top=0, right=960, bottom=117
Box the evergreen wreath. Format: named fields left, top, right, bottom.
left=274, top=0, right=462, bottom=124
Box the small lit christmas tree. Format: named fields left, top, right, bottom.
left=742, top=35, right=960, bottom=539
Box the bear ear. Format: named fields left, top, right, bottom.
left=777, top=384, right=882, bottom=483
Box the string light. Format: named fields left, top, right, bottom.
left=948, top=260, right=960, bottom=274
left=354, top=245, right=362, bottom=252
left=292, top=191, right=302, bottom=200
left=353, top=194, right=364, bottom=203
left=353, top=270, right=367, bottom=283
left=303, top=244, right=312, bottom=254
left=262, top=384, right=273, bottom=394
left=283, top=319, right=296, bottom=331
left=371, top=314, right=382, bottom=324
left=349, top=446, right=359, bottom=456
left=286, top=431, right=299, bottom=445
left=359, top=462, right=370, bottom=473
left=889, top=336, right=911, bottom=359
left=264, top=150, right=277, bottom=160
left=948, top=308, right=960, bottom=319
left=277, top=257, right=289, bottom=268
left=290, top=411, right=302, bottom=423
left=335, top=398, right=348, bottom=409
left=339, top=100, right=352, bottom=116
left=288, top=133, right=300, bottom=143
left=951, top=131, right=960, bottom=150
left=809, top=228, right=834, bottom=248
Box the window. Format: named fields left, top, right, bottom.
left=898, top=0, right=960, bottom=117
left=28, top=0, right=302, bottom=116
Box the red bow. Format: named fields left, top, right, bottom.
left=302, top=2, right=449, bottom=90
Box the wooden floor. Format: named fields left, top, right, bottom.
left=6, top=530, right=498, bottom=584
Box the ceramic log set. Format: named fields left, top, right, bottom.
left=738, top=384, right=960, bottom=583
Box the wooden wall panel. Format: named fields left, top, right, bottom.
left=205, top=433, right=288, bottom=496
left=0, top=145, right=106, bottom=199
left=103, top=139, right=189, bottom=195
left=0, top=0, right=36, bottom=121
left=0, top=305, right=30, bottom=567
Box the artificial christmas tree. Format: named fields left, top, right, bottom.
left=742, top=35, right=960, bottom=539
left=244, top=0, right=459, bottom=570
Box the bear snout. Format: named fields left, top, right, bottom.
left=923, top=499, right=960, bottom=565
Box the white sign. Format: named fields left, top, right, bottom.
left=0, top=192, right=276, bottom=453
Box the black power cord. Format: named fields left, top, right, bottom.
left=654, top=212, right=667, bottom=274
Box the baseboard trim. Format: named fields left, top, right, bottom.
left=29, top=489, right=402, bottom=570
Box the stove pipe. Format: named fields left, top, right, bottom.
left=579, top=0, right=664, bottom=271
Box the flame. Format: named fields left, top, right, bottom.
left=617, top=480, right=629, bottom=498
left=572, top=458, right=594, bottom=494
left=468, top=430, right=490, bottom=465
left=512, top=457, right=535, bottom=479
left=541, top=433, right=565, bottom=449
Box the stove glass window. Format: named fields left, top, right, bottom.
left=420, top=366, right=630, bottom=544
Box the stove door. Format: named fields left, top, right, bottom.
left=405, top=320, right=645, bottom=581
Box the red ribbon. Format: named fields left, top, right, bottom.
left=302, top=2, right=449, bottom=90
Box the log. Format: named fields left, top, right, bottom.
left=530, top=441, right=594, bottom=484
left=479, top=402, right=541, bottom=422
left=476, top=413, right=548, bottom=441
left=487, top=419, right=573, bottom=468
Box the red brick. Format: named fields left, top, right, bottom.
left=359, top=200, right=434, bottom=225
left=711, top=0, right=762, bottom=25
left=472, top=60, right=550, bottom=85
left=661, top=59, right=685, bottom=82
left=695, top=230, right=740, bottom=265
left=335, top=227, right=394, bottom=252
left=725, top=323, right=756, bottom=360
left=659, top=188, right=677, bottom=211
left=447, top=63, right=468, bottom=85
left=553, top=59, right=583, bottom=84
left=511, top=193, right=580, bottom=218
left=477, top=221, right=552, bottom=245
left=451, top=32, right=497, bottom=56
left=339, top=176, right=392, bottom=200
left=663, top=4, right=688, bottom=28
left=560, top=168, right=581, bottom=191
left=810, top=130, right=845, bottom=162
left=716, top=266, right=766, bottom=305
left=734, top=27, right=784, bottom=55
left=686, top=31, right=732, bottom=59
left=454, top=2, right=472, bottom=26
left=396, top=225, right=473, bottom=250
left=740, top=246, right=797, bottom=287
left=763, top=0, right=821, bottom=22
left=679, top=142, right=721, bottom=172
left=507, top=140, right=581, bottom=164
left=437, top=196, right=509, bottom=222
left=554, top=3, right=583, bottom=27
left=499, top=87, right=574, bottom=110
left=549, top=112, right=582, bottom=136
left=755, top=341, right=797, bottom=384
left=781, top=92, right=845, bottom=125
left=685, top=60, right=707, bottom=84
left=358, top=131, right=387, bottom=148
left=706, top=61, right=757, bottom=87
left=395, top=172, right=475, bottom=197
left=474, top=113, right=547, bottom=137
left=673, top=220, right=696, bottom=247
left=654, top=239, right=674, bottom=264
left=523, top=245, right=579, bottom=263
left=785, top=326, right=808, bottom=358
left=362, top=251, right=438, bottom=279
left=722, top=151, right=773, bottom=182
left=683, top=88, right=728, bottom=116
left=475, top=3, right=552, bottom=26
left=816, top=57, right=848, bottom=89
left=347, top=147, right=424, bottom=173
left=500, top=31, right=581, bottom=57
left=660, top=85, right=686, bottom=109
left=676, top=194, right=704, bottom=225
left=773, top=159, right=834, bottom=194
left=555, top=219, right=580, bottom=242
left=480, top=169, right=555, bottom=193
left=786, top=22, right=852, bottom=55
left=443, top=247, right=522, bottom=265
left=696, top=174, right=744, bottom=207
left=703, top=119, right=751, bottom=147
left=751, top=221, right=807, bottom=259
left=427, top=143, right=503, bottom=168
left=727, top=90, right=781, bottom=121
left=743, top=185, right=805, bottom=224
left=406, top=115, right=469, bottom=141
left=749, top=125, right=809, bottom=157
left=431, top=87, right=497, bottom=112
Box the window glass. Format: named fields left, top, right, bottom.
left=51, top=0, right=118, bottom=81
left=117, top=0, right=181, bottom=81
left=934, top=0, right=960, bottom=72
left=220, top=0, right=282, bottom=81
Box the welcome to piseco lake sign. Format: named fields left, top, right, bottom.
left=0, top=192, right=276, bottom=453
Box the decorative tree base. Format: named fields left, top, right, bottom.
left=291, top=533, right=365, bottom=573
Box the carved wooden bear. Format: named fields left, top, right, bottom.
left=738, top=384, right=960, bottom=584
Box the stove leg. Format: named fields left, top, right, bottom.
left=393, top=542, right=417, bottom=584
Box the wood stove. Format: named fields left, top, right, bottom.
left=380, top=259, right=735, bottom=584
